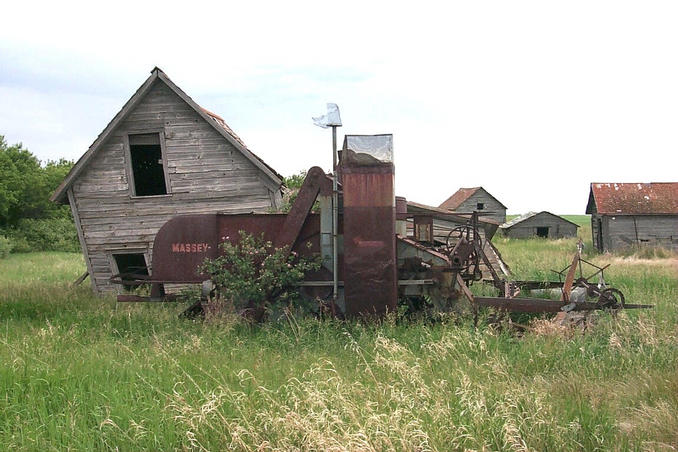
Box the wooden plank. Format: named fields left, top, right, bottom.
left=51, top=71, right=160, bottom=202
left=69, top=188, right=97, bottom=292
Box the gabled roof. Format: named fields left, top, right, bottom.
left=500, top=211, right=579, bottom=229
left=439, top=187, right=507, bottom=211
left=406, top=200, right=500, bottom=226
left=52, top=67, right=282, bottom=203
left=586, top=183, right=678, bottom=215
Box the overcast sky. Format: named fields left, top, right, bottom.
left=1, top=1, right=676, bottom=214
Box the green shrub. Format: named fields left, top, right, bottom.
left=0, top=235, right=12, bottom=258
left=3, top=218, right=79, bottom=253
left=200, top=231, right=320, bottom=320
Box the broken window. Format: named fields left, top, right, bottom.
left=128, top=133, right=169, bottom=196
left=536, top=227, right=549, bottom=238
left=476, top=202, right=484, bottom=210
left=112, top=253, right=149, bottom=291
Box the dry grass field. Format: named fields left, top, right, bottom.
left=1, top=217, right=676, bottom=451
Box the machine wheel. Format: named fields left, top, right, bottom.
left=444, top=226, right=470, bottom=255
left=598, top=288, right=625, bottom=309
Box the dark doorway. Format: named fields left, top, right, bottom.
left=596, top=219, right=604, bottom=251
left=113, top=253, right=149, bottom=291
left=536, top=227, right=549, bottom=238
left=129, top=133, right=168, bottom=196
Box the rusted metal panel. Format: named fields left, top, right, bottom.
left=587, top=183, right=678, bottom=215
left=474, top=297, right=595, bottom=313
left=342, top=163, right=397, bottom=317
left=151, top=214, right=219, bottom=283
left=274, top=166, right=331, bottom=249
left=395, top=196, right=408, bottom=220
left=150, top=212, right=326, bottom=284
left=474, top=297, right=652, bottom=313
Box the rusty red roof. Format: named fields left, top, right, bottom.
left=586, top=183, right=678, bottom=215
left=439, top=187, right=506, bottom=211
left=439, top=187, right=481, bottom=210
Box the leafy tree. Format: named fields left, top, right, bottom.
left=283, top=170, right=307, bottom=190
left=280, top=170, right=308, bottom=213
left=0, top=135, right=74, bottom=227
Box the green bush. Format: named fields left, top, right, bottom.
left=3, top=218, right=79, bottom=253
left=0, top=235, right=12, bottom=258
left=200, top=231, right=320, bottom=320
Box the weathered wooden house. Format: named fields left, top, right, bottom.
left=51, top=68, right=284, bottom=293
left=586, top=182, right=678, bottom=252
left=499, top=211, right=578, bottom=239
left=439, top=187, right=507, bottom=224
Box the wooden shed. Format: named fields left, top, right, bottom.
left=51, top=68, right=284, bottom=293
left=439, top=187, right=507, bottom=224
left=402, top=201, right=510, bottom=279
left=499, top=211, right=578, bottom=239
left=586, top=182, right=678, bottom=252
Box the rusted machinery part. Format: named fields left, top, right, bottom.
left=474, top=296, right=650, bottom=314
left=274, top=166, right=332, bottom=251
left=443, top=226, right=469, bottom=254
left=443, top=227, right=482, bottom=282
left=597, top=287, right=625, bottom=309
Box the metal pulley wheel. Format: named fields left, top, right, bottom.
left=597, top=287, right=625, bottom=309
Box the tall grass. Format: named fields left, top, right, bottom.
left=1, top=243, right=676, bottom=450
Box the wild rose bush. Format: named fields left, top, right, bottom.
left=199, top=231, right=320, bottom=318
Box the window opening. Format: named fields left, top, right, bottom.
left=476, top=202, right=484, bottom=210
left=129, top=133, right=167, bottom=196
left=536, top=227, right=549, bottom=238
left=113, top=253, right=149, bottom=292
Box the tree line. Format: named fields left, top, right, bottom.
left=0, top=135, right=77, bottom=256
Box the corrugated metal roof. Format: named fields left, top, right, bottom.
left=500, top=211, right=579, bottom=229
left=587, top=183, right=678, bottom=215
left=500, top=211, right=539, bottom=228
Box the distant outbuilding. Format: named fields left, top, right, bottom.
left=586, top=182, right=678, bottom=252
left=439, top=187, right=506, bottom=224
left=500, top=211, right=579, bottom=239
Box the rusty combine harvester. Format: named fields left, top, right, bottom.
left=113, top=134, right=651, bottom=318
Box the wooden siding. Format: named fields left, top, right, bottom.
left=454, top=189, right=506, bottom=224
left=594, top=214, right=678, bottom=252
left=71, top=80, right=280, bottom=293
left=503, top=213, right=578, bottom=239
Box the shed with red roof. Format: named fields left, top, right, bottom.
left=439, top=187, right=507, bottom=224
left=585, top=183, right=678, bottom=252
